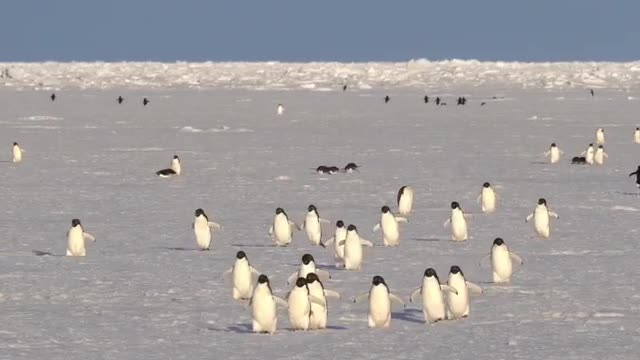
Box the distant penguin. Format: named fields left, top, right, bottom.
left=594, top=145, right=608, bottom=165
left=581, top=143, right=595, bottom=165
left=269, top=207, right=299, bottom=246
left=544, top=143, right=564, bottom=164
left=446, top=266, right=483, bottom=320
left=155, top=155, right=181, bottom=177
left=286, top=277, right=326, bottom=331
left=306, top=272, right=341, bottom=330
left=629, top=166, right=640, bottom=188
left=277, top=104, right=284, bottom=115
left=397, top=185, right=414, bottom=216
left=435, top=97, right=441, bottom=105
left=373, top=205, right=408, bottom=247
left=444, top=202, right=469, bottom=241
left=315, top=166, right=331, bottom=174
left=634, top=127, right=640, bottom=144
left=590, top=89, right=595, bottom=97
left=571, top=156, right=587, bottom=165
left=525, top=198, right=559, bottom=238
left=287, top=254, right=331, bottom=286
left=323, top=220, right=347, bottom=267
left=12, top=142, right=24, bottom=163
left=117, top=96, right=124, bottom=104
left=596, top=128, right=605, bottom=145
left=477, top=182, right=497, bottom=213
left=343, top=162, right=360, bottom=173
left=457, top=97, right=462, bottom=105
left=462, top=97, right=467, bottom=105
left=50, top=93, right=56, bottom=101
left=143, top=97, right=150, bottom=106
left=192, top=208, right=221, bottom=250
left=480, top=238, right=523, bottom=283
left=327, top=166, right=340, bottom=174
left=340, top=224, right=373, bottom=270
left=480, top=102, right=486, bottom=106
left=409, top=268, right=458, bottom=323
left=424, top=95, right=429, bottom=104
left=251, top=274, right=288, bottom=334
left=222, top=251, right=261, bottom=301
left=353, top=276, right=405, bottom=328
left=343, top=85, right=347, bottom=91
left=66, top=219, right=96, bottom=257
left=384, top=95, right=390, bottom=103
left=301, top=205, right=329, bottom=247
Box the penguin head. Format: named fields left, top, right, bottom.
left=551, top=143, right=557, bottom=147
left=538, top=198, right=547, bottom=206
left=483, top=182, right=491, bottom=188
left=328, top=166, right=340, bottom=173
left=173, top=155, right=179, bottom=160
left=295, top=277, right=307, bottom=288
left=493, top=238, right=505, bottom=246
left=372, top=275, right=386, bottom=286
left=451, top=201, right=460, bottom=209
left=236, top=251, right=246, bottom=259
left=345, top=162, right=358, bottom=169
left=316, top=165, right=328, bottom=173
left=381, top=205, right=390, bottom=213
left=71, top=219, right=81, bottom=227
left=307, top=204, right=317, bottom=212
left=301, top=254, right=314, bottom=265
left=306, top=273, right=321, bottom=285
left=598, top=145, right=604, bottom=149
left=636, top=127, right=639, bottom=131
left=588, top=143, right=594, bottom=147
left=13, top=142, right=18, bottom=146
left=336, top=220, right=344, bottom=228
left=450, top=265, right=463, bottom=276
left=275, top=207, right=284, bottom=215
left=257, top=274, right=269, bottom=284
left=195, top=208, right=205, bottom=217
left=424, top=268, right=437, bottom=278
left=347, top=224, right=357, bottom=232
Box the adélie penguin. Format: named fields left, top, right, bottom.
left=353, top=276, right=405, bottom=328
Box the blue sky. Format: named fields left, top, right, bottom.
left=2, top=0, right=638, bottom=62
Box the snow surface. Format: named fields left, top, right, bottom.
left=0, top=64, right=639, bottom=359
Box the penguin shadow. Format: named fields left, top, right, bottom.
left=32, top=250, right=64, bottom=257
left=230, top=243, right=278, bottom=248
left=0, top=160, right=12, bottom=163
left=152, top=246, right=200, bottom=251
left=392, top=309, right=425, bottom=324
left=208, top=324, right=254, bottom=334
left=411, top=237, right=448, bottom=242
left=314, top=263, right=339, bottom=271
left=529, top=161, right=549, bottom=165
left=615, top=191, right=640, bottom=196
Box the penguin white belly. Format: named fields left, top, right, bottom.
left=492, top=247, right=513, bottom=283
left=288, top=289, right=311, bottom=330
left=446, top=281, right=470, bottom=319
left=343, top=238, right=363, bottom=270
left=67, top=228, right=86, bottom=257
left=586, top=150, right=595, bottom=165
left=194, top=220, right=212, bottom=249
left=252, top=289, right=277, bottom=333
left=594, top=150, right=605, bottom=165
left=481, top=188, right=496, bottom=213
left=298, top=263, right=316, bottom=279
left=451, top=212, right=468, bottom=241
left=635, top=131, right=640, bottom=144
left=596, top=132, right=605, bottom=145
left=232, top=263, right=254, bottom=300
left=381, top=215, right=400, bottom=246
left=550, top=148, right=561, bottom=163
left=334, top=229, right=346, bottom=262
left=12, top=147, right=22, bottom=163
left=423, top=280, right=447, bottom=322
left=308, top=284, right=328, bottom=329
left=398, top=191, right=414, bottom=216
left=369, top=288, right=391, bottom=327
left=273, top=216, right=292, bottom=245
left=305, top=217, right=322, bottom=245
left=534, top=208, right=550, bottom=238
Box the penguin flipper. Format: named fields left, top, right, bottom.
left=268, top=225, right=273, bottom=235
left=525, top=213, right=534, bottom=223
left=324, top=236, right=335, bottom=246
left=394, top=216, right=408, bottom=224
left=289, top=220, right=301, bottom=231
left=316, top=269, right=331, bottom=282
left=83, top=233, right=96, bottom=242
left=476, top=194, right=482, bottom=204
left=510, top=252, right=524, bottom=265
left=360, top=239, right=374, bottom=247
left=309, top=295, right=326, bottom=308
left=443, top=218, right=451, bottom=228
left=548, top=211, right=559, bottom=219
left=372, top=223, right=380, bottom=232
left=440, top=284, right=458, bottom=295
left=409, top=287, right=421, bottom=303
left=338, top=240, right=346, bottom=246
left=478, top=254, right=492, bottom=269
left=273, top=296, right=288, bottom=308
left=352, top=293, right=369, bottom=304
left=222, top=268, right=232, bottom=280
left=250, top=266, right=261, bottom=278
left=324, top=289, right=341, bottom=299
left=208, top=222, right=222, bottom=230
left=466, top=281, right=483, bottom=295
left=286, top=272, right=299, bottom=286
left=319, top=218, right=331, bottom=224
left=389, top=293, right=406, bottom=309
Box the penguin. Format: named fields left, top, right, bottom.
left=424, top=95, right=429, bottom=104
left=50, top=93, right=56, bottom=101
left=222, top=251, right=261, bottom=301
left=269, top=207, right=300, bottom=246
left=287, top=254, right=331, bottom=286
left=457, top=97, right=462, bottom=105
left=323, top=220, right=347, bottom=267
left=480, top=238, right=524, bottom=283
left=435, top=97, right=441, bottom=105
left=581, top=143, right=595, bottom=165
left=315, top=166, right=331, bottom=174
left=66, top=219, right=96, bottom=257
left=594, top=145, right=608, bottom=165
left=277, top=104, right=284, bottom=115
left=12, top=142, right=24, bottom=163
left=544, top=143, right=564, bottom=164
left=596, top=128, right=605, bottom=145
left=477, top=182, right=497, bottom=213
left=339, top=224, right=373, bottom=270
left=571, top=156, right=587, bottom=165
left=286, top=277, right=326, bottom=331
left=192, top=208, right=221, bottom=250
left=409, top=268, right=458, bottom=323
left=143, top=98, right=150, bottom=106
left=306, top=272, right=341, bottom=330
left=446, top=266, right=483, bottom=320
left=343, top=162, right=360, bottom=173
left=117, top=96, right=124, bottom=104
left=353, top=276, right=405, bottom=328
left=343, top=85, right=347, bottom=91
left=397, top=185, right=414, bottom=216
left=384, top=96, right=390, bottom=103
left=480, top=102, right=486, bottom=106
left=301, top=205, right=329, bottom=247
left=156, top=155, right=181, bottom=177
left=251, top=274, right=288, bottom=334
left=634, top=127, right=640, bottom=144
left=372, top=205, right=408, bottom=246
left=327, top=166, right=340, bottom=174
left=443, top=201, right=469, bottom=241
left=628, top=166, right=640, bottom=188
left=525, top=198, right=559, bottom=239
left=462, top=97, right=467, bottom=105
left=589, top=89, right=595, bottom=97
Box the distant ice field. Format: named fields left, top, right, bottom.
left=0, top=86, right=639, bottom=359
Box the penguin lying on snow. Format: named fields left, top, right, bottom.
left=571, top=156, right=587, bottom=165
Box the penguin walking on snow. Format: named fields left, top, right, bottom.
left=629, top=166, right=640, bottom=188
left=525, top=198, right=559, bottom=238
left=634, top=127, right=640, bottom=144
left=192, top=208, right=221, bottom=250
left=397, top=185, right=414, bottom=216
left=277, top=104, right=284, bottom=115
left=372, top=205, right=408, bottom=246
left=143, top=98, right=150, bottom=106
left=340, top=224, right=373, bottom=270
left=306, top=273, right=341, bottom=330
left=269, top=207, right=300, bottom=246
left=384, top=95, right=390, bottom=103
left=287, top=254, right=331, bottom=286
left=66, top=219, right=96, bottom=257
left=409, top=268, right=458, bottom=323
left=301, top=205, right=330, bottom=247
left=222, top=251, right=261, bottom=301
left=286, top=277, right=326, bottom=331
left=544, top=143, right=564, bottom=164
left=444, top=201, right=470, bottom=241
left=251, top=274, right=288, bottom=334
left=12, top=142, right=25, bottom=163
left=323, top=220, right=347, bottom=267
left=581, top=143, right=595, bottom=165
left=594, top=145, right=608, bottom=165
left=50, top=93, right=56, bottom=101
left=446, top=266, right=483, bottom=320
left=477, top=182, right=497, bottom=213
left=479, top=238, right=523, bottom=283
left=353, top=276, right=405, bottom=328
left=117, top=96, right=124, bottom=104
left=424, top=95, right=429, bottom=103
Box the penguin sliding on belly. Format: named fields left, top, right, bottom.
left=156, top=155, right=181, bottom=177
